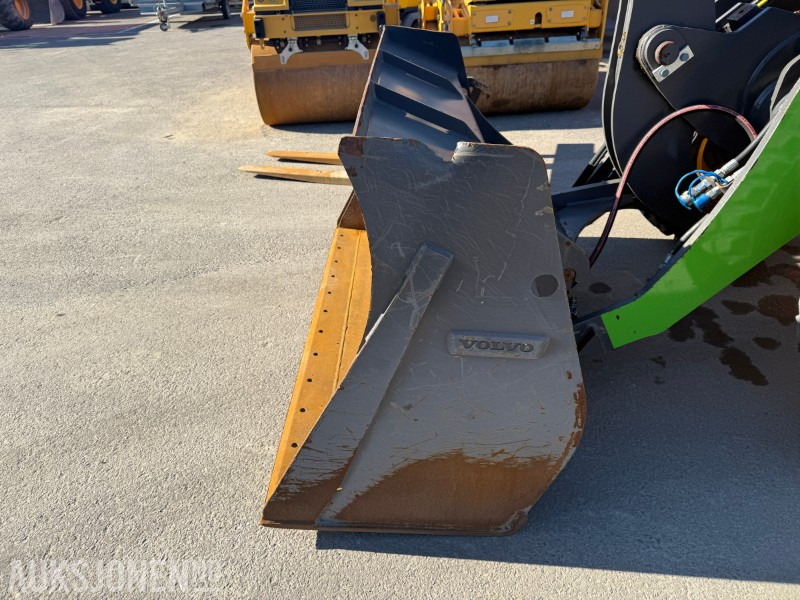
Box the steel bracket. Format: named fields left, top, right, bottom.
left=279, top=38, right=303, bottom=64
left=345, top=35, right=369, bottom=60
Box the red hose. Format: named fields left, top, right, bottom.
left=588, top=104, right=757, bottom=267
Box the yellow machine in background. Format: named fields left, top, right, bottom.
left=420, top=0, right=607, bottom=112
left=242, top=0, right=607, bottom=124
left=242, top=0, right=417, bottom=125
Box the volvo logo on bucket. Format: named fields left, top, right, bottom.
left=447, top=331, right=550, bottom=359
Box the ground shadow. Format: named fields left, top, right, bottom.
left=0, top=11, right=153, bottom=48
left=0, top=10, right=238, bottom=48
left=271, top=121, right=355, bottom=136
left=178, top=14, right=241, bottom=31
left=315, top=237, right=800, bottom=583
left=549, top=143, right=597, bottom=191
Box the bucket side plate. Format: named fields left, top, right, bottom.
left=263, top=138, right=586, bottom=535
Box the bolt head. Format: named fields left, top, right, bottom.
left=660, top=68, right=670, bottom=78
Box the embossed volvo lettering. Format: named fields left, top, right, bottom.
left=459, top=339, right=537, bottom=353
left=447, top=331, right=550, bottom=359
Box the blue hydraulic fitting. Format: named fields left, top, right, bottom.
left=675, top=169, right=731, bottom=212
left=692, top=192, right=713, bottom=212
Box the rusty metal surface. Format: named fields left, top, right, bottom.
left=263, top=137, right=585, bottom=534
left=470, top=59, right=600, bottom=114
left=251, top=44, right=372, bottom=126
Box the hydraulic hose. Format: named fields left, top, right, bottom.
left=588, top=105, right=757, bottom=267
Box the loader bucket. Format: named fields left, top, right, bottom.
left=251, top=45, right=373, bottom=126
left=262, top=27, right=586, bottom=535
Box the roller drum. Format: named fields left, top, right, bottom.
left=469, top=58, right=601, bottom=114
left=251, top=44, right=373, bottom=126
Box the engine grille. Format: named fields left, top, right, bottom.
left=290, top=0, right=347, bottom=13
left=293, top=13, right=348, bottom=30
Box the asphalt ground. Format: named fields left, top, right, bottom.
left=1, top=14, right=799, bottom=599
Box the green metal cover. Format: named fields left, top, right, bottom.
left=601, top=87, right=800, bottom=348
left=602, top=86, right=800, bottom=348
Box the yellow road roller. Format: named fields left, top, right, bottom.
left=419, top=0, right=608, bottom=113
left=242, top=0, right=418, bottom=125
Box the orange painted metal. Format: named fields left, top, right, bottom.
left=266, top=199, right=371, bottom=499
